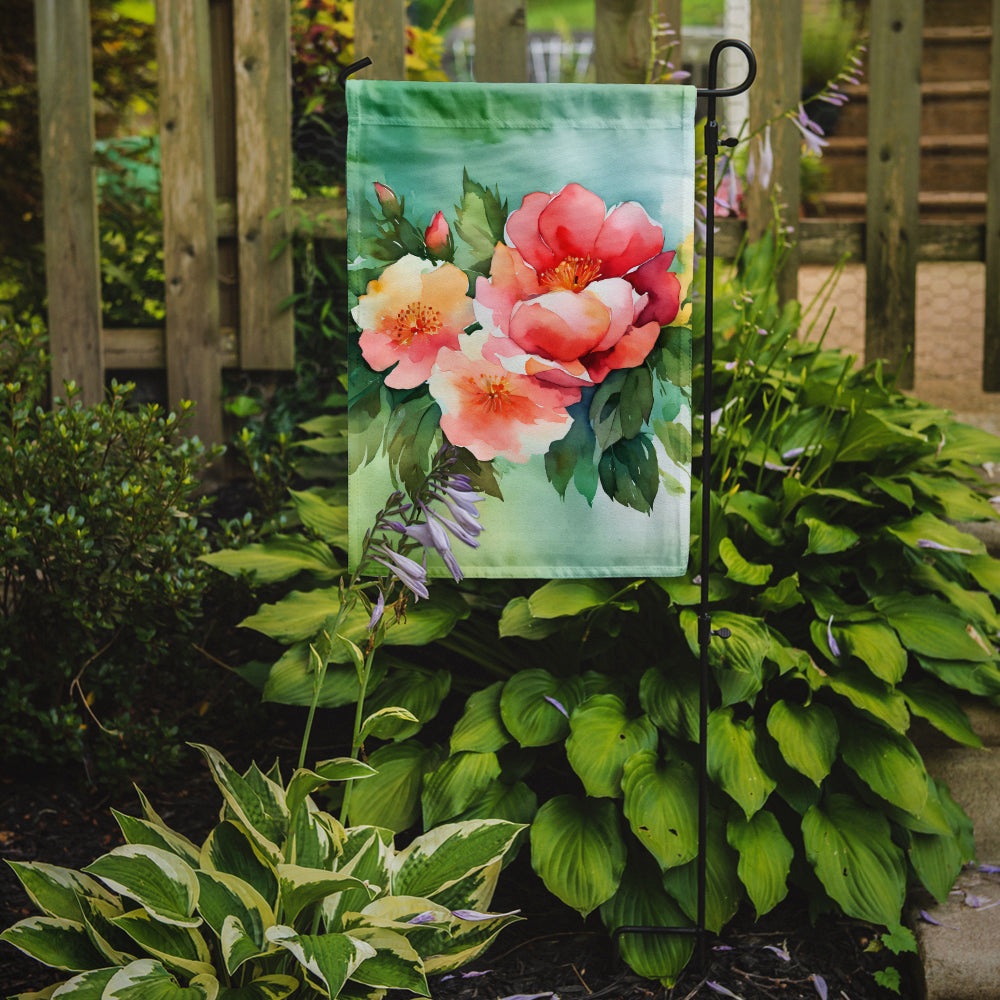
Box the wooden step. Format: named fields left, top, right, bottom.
left=813, top=190, right=987, bottom=222
left=922, top=25, right=993, bottom=83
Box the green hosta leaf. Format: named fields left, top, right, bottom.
left=453, top=779, right=538, bottom=827
left=200, top=822, right=278, bottom=910
left=724, top=490, right=784, bottom=545
left=216, top=975, right=299, bottom=1000
left=102, top=959, right=218, bottom=1000
left=680, top=610, right=770, bottom=706
left=527, top=579, right=617, bottom=618
left=111, top=908, right=214, bottom=978
left=421, top=751, right=502, bottom=828
left=75, top=895, right=135, bottom=966
left=656, top=572, right=737, bottom=606
left=450, top=682, right=511, bottom=754
left=218, top=915, right=269, bottom=981
left=393, top=820, right=524, bottom=901
left=874, top=594, right=995, bottom=662
left=112, top=812, right=201, bottom=868
left=621, top=751, right=698, bottom=871
left=936, top=421, right=1000, bottom=464
left=901, top=680, right=982, bottom=748
left=802, top=793, right=906, bottom=926
left=4, top=862, right=118, bottom=923
left=639, top=664, right=699, bottom=742
left=499, top=670, right=584, bottom=747
left=599, top=853, right=694, bottom=987
left=347, top=740, right=442, bottom=832
left=910, top=562, right=1000, bottom=633
left=765, top=700, right=838, bottom=786
left=916, top=655, right=1000, bottom=697
left=265, top=926, right=375, bottom=998
left=727, top=811, right=793, bottom=918
left=288, top=488, right=348, bottom=547
left=83, top=846, right=200, bottom=928
left=835, top=409, right=927, bottom=463
left=839, top=718, right=928, bottom=817
left=360, top=706, right=421, bottom=742
left=566, top=695, right=658, bottom=798
left=661, top=811, right=741, bottom=933
left=277, top=865, right=374, bottom=925
left=200, top=535, right=342, bottom=584
left=0, top=916, right=107, bottom=971
left=363, top=667, right=451, bottom=740
left=346, top=926, right=428, bottom=994
left=285, top=759, right=376, bottom=822
left=756, top=573, right=804, bottom=614
left=497, top=596, right=564, bottom=639
left=866, top=474, right=914, bottom=509
left=260, top=643, right=387, bottom=709
left=718, top=537, right=772, bottom=586
left=803, top=517, right=859, bottom=556
left=885, top=512, right=985, bottom=556
left=835, top=621, right=907, bottom=684
left=966, top=553, right=1000, bottom=597
left=707, top=708, right=776, bottom=818
left=906, top=472, right=998, bottom=522
left=810, top=661, right=910, bottom=732
left=195, top=871, right=273, bottom=974
left=909, top=825, right=965, bottom=905
left=530, top=795, right=626, bottom=917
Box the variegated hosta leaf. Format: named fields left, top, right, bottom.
left=391, top=820, right=524, bottom=901
left=265, top=926, right=375, bottom=998
left=765, top=700, right=838, bottom=786
left=4, top=861, right=118, bottom=922
left=276, top=864, right=375, bottom=925
left=802, top=793, right=906, bottom=926
left=425, top=859, right=501, bottom=915
left=0, top=916, right=107, bottom=971
left=285, top=760, right=376, bottom=824
left=110, top=908, right=214, bottom=978
left=323, top=829, right=393, bottom=931
left=599, top=853, right=694, bottom=987
left=77, top=894, right=136, bottom=966
left=191, top=745, right=287, bottom=863
left=101, top=958, right=218, bottom=999
left=112, top=810, right=202, bottom=868
left=421, top=751, right=501, bottom=829
left=213, top=974, right=299, bottom=1000
left=195, top=871, right=274, bottom=974
left=726, top=810, right=793, bottom=917
left=450, top=681, right=511, bottom=754
left=621, top=751, right=699, bottom=871
left=706, top=707, right=776, bottom=818
left=421, top=907, right=522, bottom=975
left=83, top=846, right=200, bottom=928
left=345, top=926, right=429, bottom=995
left=529, top=795, right=626, bottom=917
left=288, top=802, right=344, bottom=870
left=566, top=695, right=658, bottom=799
left=200, top=822, right=278, bottom=910
left=45, top=966, right=118, bottom=997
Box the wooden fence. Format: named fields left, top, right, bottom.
left=33, top=0, right=1000, bottom=445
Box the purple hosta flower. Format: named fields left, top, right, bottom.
left=917, top=538, right=973, bottom=555
left=919, top=909, right=958, bottom=929
left=747, top=125, right=774, bottom=191
left=763, top=944, right=791, bottom=962
left=979, top=864, right=1000, bottom=874
left=407, top=911, right=438, bottom=925
left=404, top=506, right=465, bottom=582
left=367, top=590, right=385, bottom=630
left=441, top=970, right=493, bottom=981
left=791, top=104, right=829, bottom=156
left=371, top=543, right=429, bottom=600
left=544, top=695, right=569, bottom=718
left=706, top=983, right=742, bottom=999
left=827, top=616, right=841, bottom=658
left=451, top=908, right=521, bottom=921
left=812, top=974, right=828, bottom=1000
left=715, top=157, right=742, bottom=216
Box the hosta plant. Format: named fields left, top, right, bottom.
left=1, top=744, right=523, bottom=999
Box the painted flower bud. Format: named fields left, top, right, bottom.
left=424, top=211, right=451, bottom=256
left=373, top=181, right=402, bottom=218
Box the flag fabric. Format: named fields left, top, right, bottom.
left=347, top=80, right=696, bottom=578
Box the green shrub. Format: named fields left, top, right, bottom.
left=0, top=317, right=220, bottom=783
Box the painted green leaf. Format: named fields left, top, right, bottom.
left=346, top=740, right=442, bottom=832
left=110, top=908, right=214, bottom=978
left=530, top=795, right=627, bottom=916
left=839, top=718, right=929, bottom=817
left=566, top=695, right=658, bottom=798
left=802, top=793, right=906, bottom=926
left=621, top=751, right=698, bottom=871
left=545, top=411, right=600, bottom=505
left=727, top=811, right=793, bottom=918
left=803, top=517, right=859, bottom=555
left=599, top=853, right=694, bottom=986
left=265, top=926, right=374, bottom=998
left=901, top=680, right=982, bottom=748
left=4, top=862, right=118, bottom=924
left=639, top=664, right=699, bottom=742
left=527, top=579, right=617, bottom=619
left=83, top=846, right=200, bottom=928
left=385, top=392, right=443, bottom=498
left=499, top=670, right=584, bottom=747
left=707, top=708, right=776, bottom=819
left=765, top=700, right=838, bottom=786
left=421, top=751, right=502, bottom=828
left=453, top=170, right=508, bottom=273
left=450, top=682, right=511, bottom=754
left=200, top=535, right=342, bottom=584
left=0, top=916, right=107, bottom=972
left=598, top=433, right=660, bottom=513
left=874, top=594, right=995, bottom=662
left=653, top=419, right=692, bottom=467
left=103, top=959, right=217, bottom=1000
left=718, top=537, right=772, bottom=586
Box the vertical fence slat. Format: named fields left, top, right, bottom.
left=157, top=0, right=223, bottom=445
left=594, top=0, right=653, bottom=84
left=983, top=0, right=1000, bottom=390
left=233, top=0, right=294, bottom=369
left=474, top=0, right=526, bottom=82
left=746, top=0, right=801, bottom=304
left=355, top=0, right=407, bottom=81
left=864, top=0, right=923, bottom=389
left=34, top=0, right=103, bottom=405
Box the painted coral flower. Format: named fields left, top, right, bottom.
left=428, top=331, right=581, bottom=463
left=352, top=254, right=475, bottom=389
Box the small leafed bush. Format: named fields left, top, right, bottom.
left=1, top=744, right=523, bottom=998
left=0, top=317, right=218, bottom=782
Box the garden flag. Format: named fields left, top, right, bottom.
left=347, top=80, right=696, bottom=578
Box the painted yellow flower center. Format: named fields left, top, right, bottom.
left=540, top=255, right=602, bottom=292
left=474, top=373, right=512, bottom=412
left=392, top=302, right=442, bottom=345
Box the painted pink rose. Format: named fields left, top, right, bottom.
left=428, top=331, right=581, bottom=463
left=352, top=254, right=475, bottom=389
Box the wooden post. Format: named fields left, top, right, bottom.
left=233, top=0, right=294, bottom=369
left=354, top=0, right=407, bottom=81
left=34, top=0, right=104, bottom=405
left=983, top=0, right=1000, bottom=390
left=746, top=0, right=801, bottom=305
left=474, top=0, right=526, bottom=83
left=864, top=0, right=923, bottom=389
left=157, top=0, right=223, bottom=444
left=594, top=0, right=653, bottom=84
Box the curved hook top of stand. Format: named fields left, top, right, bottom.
left=338, top=57, right=373, bottom=90
left=696, top=39, right=756, bottom=98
